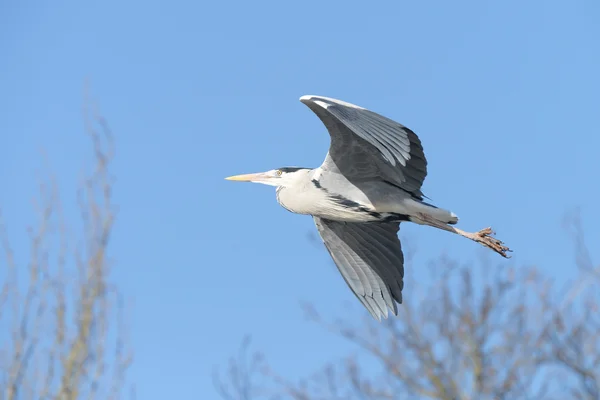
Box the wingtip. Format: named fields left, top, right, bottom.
left=299, top=95, right=318, bottom=104
left=299, top=94, right=365, bottom=110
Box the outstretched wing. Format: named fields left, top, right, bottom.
left=313, top=217, right=405, bottom=320
left=300, top=95, right=428, bottom=199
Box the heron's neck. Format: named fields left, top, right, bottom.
left=275, top=169, right=316, bottom=215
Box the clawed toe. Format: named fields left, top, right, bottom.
left=476, top=227, right=494, bottom=236
left=473, top=227, right=512, bottom=258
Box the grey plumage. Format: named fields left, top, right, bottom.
left=314, top=218, right=404, bottom=320
left=300, top=96, right=428, bottom=199
left=226, top=95, right=511, bottom=321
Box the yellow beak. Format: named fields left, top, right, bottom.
left=224, top=172, right=267, bottom=182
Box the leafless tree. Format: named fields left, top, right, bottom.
left=214, top=336, right=270, bottom=400
left=0, top=92, right=132, bottom=400
left=216, top=214, right=599, bottom=400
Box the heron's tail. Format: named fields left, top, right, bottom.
left=409, top=199, right=459, bottom=225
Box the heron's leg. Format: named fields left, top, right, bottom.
left=415, top=213, right=512, bottom=258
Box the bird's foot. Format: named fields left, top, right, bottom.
left=467, top=227, right=512, bottom=258
left=414, top=213, right=512, bottom=258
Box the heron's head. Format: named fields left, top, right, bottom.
left=225, top=167, right=309, bottom=187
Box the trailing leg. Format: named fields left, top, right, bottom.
left=413, top=212, right=512, bottom=258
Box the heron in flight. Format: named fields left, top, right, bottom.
left=226, top=95, right=511, bottom=320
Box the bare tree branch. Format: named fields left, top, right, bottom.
left=0, top=89, right=132, bottom=400
left=218, top=214, right=599, bottom=400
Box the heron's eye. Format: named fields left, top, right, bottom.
left=275, top=170, right=283, bottom=176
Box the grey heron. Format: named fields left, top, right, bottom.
left=226, top=95, right=511, bottom=320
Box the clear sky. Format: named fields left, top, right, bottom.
left=1, top=0, right=599, bottom=398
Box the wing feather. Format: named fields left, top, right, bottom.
left=300, top=95, right=428, bottom=199
left=313, top=217, right=405, bottom=320
left=351, top=226, right=404, bottom=302
left=340, top=228, right=395, bottom=316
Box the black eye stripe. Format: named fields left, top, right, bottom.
left=278, top=167, right=304, bottom=173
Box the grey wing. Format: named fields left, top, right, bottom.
left=313, top=217, right=405, bottom=321
left=300, top=95, right=428, bottom=199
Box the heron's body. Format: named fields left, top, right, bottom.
left=226, top=95, right=510, bottom=321
left=276, top=168, right=457, bottom=224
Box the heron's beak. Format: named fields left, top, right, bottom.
left=225, top=172, right=270, bottom=183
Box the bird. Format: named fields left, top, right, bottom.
left=226, top=95, right=511, bottom=321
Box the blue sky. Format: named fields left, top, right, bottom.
left=1, top=0, right=599, bottom=398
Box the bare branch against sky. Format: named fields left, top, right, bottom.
left=0, top=91, right=132, bottom=400
left=217, top=216, right=599, bottom=400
